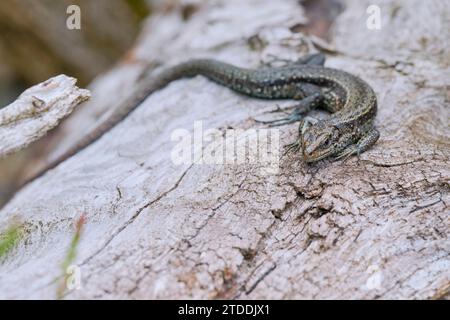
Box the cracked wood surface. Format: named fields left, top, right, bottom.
left=0, top=0, right=449, bottom=299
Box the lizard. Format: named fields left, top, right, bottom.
left=23, top=53, right=379, bottom=186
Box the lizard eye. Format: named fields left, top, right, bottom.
left=322, top=135, right=332, bottom=148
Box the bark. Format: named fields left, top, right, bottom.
left=0, top=0, right=448, bottom=299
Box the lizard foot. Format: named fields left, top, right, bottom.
left=334, top=146, right=359, bottom=162
left=283, top=140, right=301, bottom=156
left=263, top=53, right=326, bottom=68
left=255, top=93, right=323, bottom=127
left=255, top=111, right=304, bottom=127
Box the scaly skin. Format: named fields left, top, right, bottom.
left=24, top=55, right=379, bottom=185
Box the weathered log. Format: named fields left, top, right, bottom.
left=0, top=0, right=448, bottom=299
left=0, top=75, right=90, bottom=157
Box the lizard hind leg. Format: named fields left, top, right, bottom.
left=255, top=92, right=324, bottom=127
left=264, top=53, right=326, bottom=68
left=294, top=53, right=326, bottom=66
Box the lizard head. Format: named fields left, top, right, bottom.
left=300, top=121, right=349, bottom=162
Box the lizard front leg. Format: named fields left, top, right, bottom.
left=334, top=127, right=380, bottom=161
left=283, top=116, right=320, bottom=155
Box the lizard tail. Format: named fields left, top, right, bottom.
left=20, top=59, right=250, bottom=188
